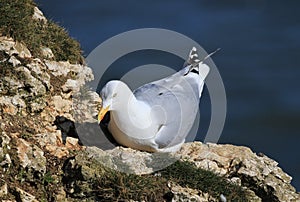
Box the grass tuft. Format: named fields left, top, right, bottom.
left=0, top=0, right=83, bottom=63
left=160, top=160, right=249, bottom=202
left=66, top=156, right=249, bottom=201
left=94, top=170, right=170, bottom=201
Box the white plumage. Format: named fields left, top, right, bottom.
left=98, top=47, right=210, bottom=152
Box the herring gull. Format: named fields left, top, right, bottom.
left=98, top=47, right=212, bottom=152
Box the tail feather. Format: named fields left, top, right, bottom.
left=186, top=47, right=201, bottom=66
left=184, top=47, right=219, bottom=77
left=198, top=63, right=210, bottom=80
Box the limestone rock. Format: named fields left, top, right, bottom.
left=0, top=96, right=18, bottom=115
left=14, top=187, right=38, bottom=202
left=52, top=95, right=72, bottom=114
left=40, top=46, right=54, bottom=58
left=28, top=97, right=47, bottom=113
left=61, top=79, right=78, bottom=92
left=2, top=76, right=22, bottom=88
left=61, top=70, right=94, bottom=93
left=11, top=95, right=26, bottom=109
left=0, top=36, right=31, bottom=58
left=0, top=183, right=8, bottom=198
left=0, top=132, right=12, bottom=170
left=16, top=66, right=46, bottom=96
left=36, top=130, right=63, bottom=148
left=0, top=95, right=25, bottom=115
left=65, top=137, right=81, bottom=150
left=45, top=60, right=71, bottom=77
left=83, top=146, right=179, bottom=174
left=168, top=181, right=216, bottom=202
left=16, top=138, right=46, bottom=174
left=40, top=106, right=57, bottom=123
left=13, top=41, right=32, bottom=58
left=0, top=132, right=11, bottom=146
left=8, top=56, right=21, bottom=67
left=0, top=36, right=15, bottom=54
left=32, top=7, right=47, bottom=22
left=179, top=142, right=300, bottom=202
left=106, top=146, right=154, bottom=174
left=35, top=130, right=70, bottom=158
left=45, top=60, right=93, bottom=81
left=0, top=153, right=12, bottom=170
left=47, top=145, right=69, bottom=159
left=26, top=59, right=51, bottom=90
left=72, top=90, right=101, bottom=123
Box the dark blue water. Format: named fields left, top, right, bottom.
left=36, top=0, right=300, bottom=190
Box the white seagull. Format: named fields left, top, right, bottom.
left=98, top=47, right=213, bottom=152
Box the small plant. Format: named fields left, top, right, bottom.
left=43, top=172, right=54, bottom=185
left=16, top=168, right=27, bottom=182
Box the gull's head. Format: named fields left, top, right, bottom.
left=97, top=80, right=128, bottom=124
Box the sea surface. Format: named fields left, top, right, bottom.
left=36, top=0, right=300, bottom=190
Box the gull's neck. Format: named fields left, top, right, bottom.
left=110, top=82, right=153, bottom=135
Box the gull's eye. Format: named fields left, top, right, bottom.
left=112, top=93, right=117, bottom=98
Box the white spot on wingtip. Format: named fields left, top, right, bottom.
left=190, top=53, right=198, bottom=59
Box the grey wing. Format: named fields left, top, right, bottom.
left=133, top=66, right=199, bottom=105
left=133, top=67, right=200, bottom=148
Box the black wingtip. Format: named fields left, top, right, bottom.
left=184, top=47, right=220, bottom=76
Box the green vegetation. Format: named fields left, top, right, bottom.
left=68, top=156, right=249, bottom=201
left=93, top=168, right=170, bottom=201
left=64, top=154, right=171, bottom=201
left=161, top=160, right=249, bottom=201
left=43, top=172, right=54, bottom=185
left=0, top=0, right=83, bottom=63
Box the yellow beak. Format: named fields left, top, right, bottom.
left=97, top=105, right=110, bottom=124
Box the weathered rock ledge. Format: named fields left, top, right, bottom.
left=0, top=1, right=299, bottom=201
